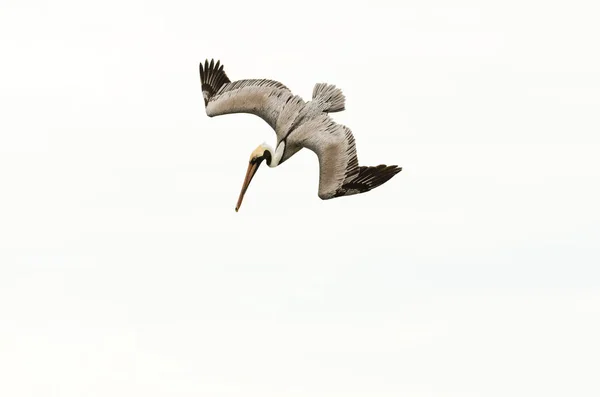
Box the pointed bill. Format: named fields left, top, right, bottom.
left=235, top=161, right=261, bottom=212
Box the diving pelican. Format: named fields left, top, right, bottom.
left=199, top=59, right=402, bottom=212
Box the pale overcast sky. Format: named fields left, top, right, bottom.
left=1, top=1, right=599, bottom=396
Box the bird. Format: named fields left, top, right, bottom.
left=199, top=59, right=402, bottom=212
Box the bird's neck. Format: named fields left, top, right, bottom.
left=266, top=142, right=285, bottom=168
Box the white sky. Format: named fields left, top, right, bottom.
left=1, top=1, right=599, bottom=396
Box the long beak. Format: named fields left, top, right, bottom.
left=235, top=160, right=261, bottom=212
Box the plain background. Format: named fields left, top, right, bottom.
left=1, top=1, right=599, bottom=396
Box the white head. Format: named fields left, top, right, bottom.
left=235, top=142, right=280, bottom=212
left=249, top=143, right=274, bottom=165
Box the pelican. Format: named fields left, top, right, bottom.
left=199, top=59, right=402, bottom=211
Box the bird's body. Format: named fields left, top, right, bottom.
left=199, top=59, right=401, bottom=210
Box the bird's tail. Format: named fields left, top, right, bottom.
left=312, top=83, right=345, bottom=113
left=199, top=59, right=230, bottom=105
left=334, top=165, right=402, bottom=198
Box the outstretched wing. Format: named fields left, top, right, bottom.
left=291, top=115, right=401, bottom=199
left=199, top=59, right=304, bottom=139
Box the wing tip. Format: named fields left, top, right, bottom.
left=333, top=163, right=402, bottom=198
left=199, top=58, right=231, bottom=105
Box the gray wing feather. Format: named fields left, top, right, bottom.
left=206, top=80, right=303, bottom=140
left=291, top=117, right=402, bottom=199
left=290, top=115, right=359, bottom=199
left=200, top=60, right=306, bottom=140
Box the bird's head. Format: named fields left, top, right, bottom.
left=235, top=143, right=273, bottom=212
left=249, top=143, right=273, bottom=165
